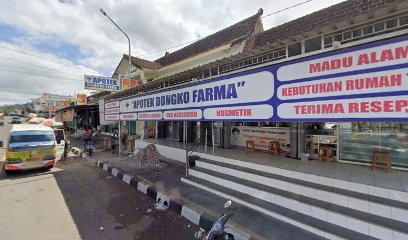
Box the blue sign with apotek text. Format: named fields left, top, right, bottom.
left=84, top=75, right=120, bottom=91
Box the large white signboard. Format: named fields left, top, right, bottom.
left=119, top=71, right=274, bottom=113
left=105, top=36, right=408, bottom=122
left=277, top=40, right=408, bottom=81
left=277, top=95, right=408, bottom=119
left=278, top=68, right=408, bottom=100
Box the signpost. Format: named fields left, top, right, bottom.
left=84, top=75, right=120, bottom=92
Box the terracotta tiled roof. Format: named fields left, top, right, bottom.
left=251, top=0, right=404, bottom=48
left=154, top=9, right=264, bottom=67
left=124, top=54, right=162, bottom=69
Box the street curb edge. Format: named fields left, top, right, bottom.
left=95, top=161, right=253, bottom=240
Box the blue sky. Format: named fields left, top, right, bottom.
left=0, top=24, right=24, bottom=43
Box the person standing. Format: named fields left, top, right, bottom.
left=83, top=128, right=93, bottom=150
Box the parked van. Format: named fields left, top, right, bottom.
left=4, top=124, right=57, bottom=172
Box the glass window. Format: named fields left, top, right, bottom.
left=305, top=122, right=338, bottom=160
left=203, top=69, right=210, bottom=78
left=305, top=36, right=322, bottom=53
left=386, top=19, right=398, bottom=29
left=374, top=22, right=385, bottom=32
left=400, top=16, right=408, bottom=26
left=288, top=42, right=302, bottom=57
left=334, top=34, right=342, bottom=42
left=10, top=132, right=55, bottom=143
left=343, top=31, right=352, bottom=40
left=339, top=122, right=408, bottom=167
left=211, top=67, right=218, bottom=76
left=352, top=28, right=362, bottom=38
left=278, top=49, right=286, bottom=57
left=324, top=36, right=333, bottom=46
left=363, top=25, right=373, bottom=35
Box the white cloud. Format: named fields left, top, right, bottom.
left=0, top=0, right=346, bottom=105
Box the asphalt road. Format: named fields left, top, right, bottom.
left=0, top=118, right=199, bottom=240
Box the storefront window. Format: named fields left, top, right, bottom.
left=172, top=121, right=180, bottom=140
left=305, top=122, right=338, bottom=159
left=339, top=122, right=408, bottom=167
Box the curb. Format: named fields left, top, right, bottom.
left=96, top=161, right=256, bottom=240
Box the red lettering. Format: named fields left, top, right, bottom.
left=357, top=54, right=370, bottom=65
left=383, top=100, right=394, bottom=112
left=293, top=87, right=298, bottom=95
left=321, top=104, right=333, bottom=113
left=294, top=105, right=301, bottom=114
left=396, top=100, right=408, bottom=112
left=395, top=46, right=408, bottom=59
left=380, top=49, right=395, bottom=62
left=349, top=103, right=359, bottom=113
left=321, top=61, right=330, bottom=71
left=282, top=88, right=289, bottom=96
left=343, top=56, right=353, bottom=68
left=371, top=101, right=382, bottom=112
left=391, top=74, right=402, bottom=86
left=360, top=102, right=370, bottom=112
left=370, top=52, right=379, bottom=63
left=307, top=105, right=316, bottom=114
left=334, top=104, right=345, bottom=113
left=309, top=63, right=321, bottom=73
left=331, top=59, right=341, bottom=70
left=247, top=109, right=252, bottom=116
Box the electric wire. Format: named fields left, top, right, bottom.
left=0, top=67, right=83, bottom=82
left=0, top=55, right=84, bottom=77
left=0, top=44, right=94, bottom=72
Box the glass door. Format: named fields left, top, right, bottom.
left=339, top=122, right=408, bottom=167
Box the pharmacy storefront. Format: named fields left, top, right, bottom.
left=105, top=36, right=408, bottom=167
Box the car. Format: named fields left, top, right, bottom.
left=4, top=124, right=57, bottom=172
left=11, top=116, right=22, bottom=124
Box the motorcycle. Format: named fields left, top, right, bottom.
left=195, top=200, right=235, bottom=240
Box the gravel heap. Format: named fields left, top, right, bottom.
left=125, top=144, right=167, bottom=169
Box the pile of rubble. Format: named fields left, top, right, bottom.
left=125, top=144, right=167, bottom=169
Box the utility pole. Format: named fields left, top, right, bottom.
left=100, top=8, right=132, bottom=156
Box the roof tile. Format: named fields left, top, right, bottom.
left=251, top=0, right=404, bottom=48
left=124, top=54, right=162, bottom=69
left=154, top=9, right=264, bottom=67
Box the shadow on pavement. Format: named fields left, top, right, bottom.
left=49, top=157, right=198, bottom=240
